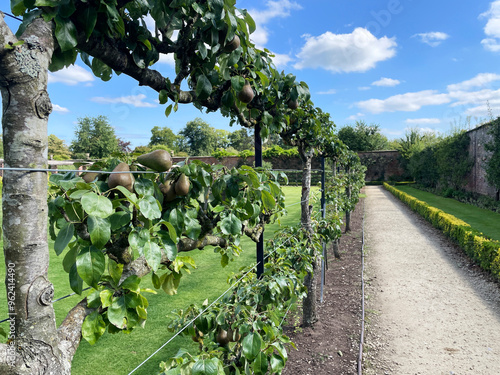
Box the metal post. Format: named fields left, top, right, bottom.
left=255, top=123, right=264, bottom=278
left=320, top=156, right=326, bottom=302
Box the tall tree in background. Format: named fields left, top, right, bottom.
left=70, top=116, right=119, bottom=158
left=229, top=128, right=253, bottom=150
left=48, top=134, right=71, bottom=160
left=149, top=125, right=177, bottom=149
left=178, top=118, right=216, bottom=155
left=338, top=120, right=389, bottom=151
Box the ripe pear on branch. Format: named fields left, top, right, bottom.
left=137, top=149, right=172, bottom=172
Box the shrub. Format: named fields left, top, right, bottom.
left=384, top=183, right=500, bottom=281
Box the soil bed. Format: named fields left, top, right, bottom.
left=282, top=197, right=365, bottom=375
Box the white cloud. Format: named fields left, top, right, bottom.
left=271, top=53, right=292, bottom=68
left=52, top=104, right=69, bottom=113
left=157, top=53, right=175, bottom=66
left=347, top=113, right=364, bottom=121
left=447, top=73, right=500, bottom=91
left=48, top=65, right=94, bottom=86
left=358, top=86, right=371, bottom=91
left=91, top=94, right=157, bottom=108
left=372, top=77, right=401, bottom=87
left=465, top=100, right=500, bottom=117
left=448, top=88, right=500, bottom=107
left=405, top=118, right=441, bottom=125
left=294, top=28, right=397, bottom=73
left=357, top=90, right=451, bottom=113
left=413, top=31, right=450, bottom=47
left=480, top=0, right=500, bottom=51
left=318, top=89, right=337, bottom=95
left=248, top=0, right=302, bottom=46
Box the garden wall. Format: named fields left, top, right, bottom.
left=465, top=123, right=498, bottom=199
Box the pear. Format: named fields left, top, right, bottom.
left=159, top=180, right=177, bottom=202
left=174, top=174, right=190, bottom=196
left=288, top=99, right=299, bottom=110
left=238, top=81, right=254, bottom=104
left=137, top=150, right=172, bottom=172
left=108, top=162, right=135, bottom=192
left=82, top=171, right=99, bottom=183
left=224, top=35, right=240, bottom=52
left=216, top=329, right=230, bottom=346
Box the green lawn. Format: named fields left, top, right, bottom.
left=0, top=185, right=319, bottom=375
left=395, top=186, right=500, bottom=242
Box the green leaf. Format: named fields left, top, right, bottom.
left=54, top=222, right=74, bottom=255
left=76, top=246, right=105, bottom=288
left=87, top=216, right=111, bottom=249
left=243, top=10, right=256, bottom=34
left=108, top=259, right=123, bottom=285
left=120, top=275, right=141, bottom=292
left=261, top=190, right=276, bottom=211
left=141, top=240, right=162, bottom=272
left=134, top=178, right=155, bottom=197
left=159, top=90, right=169, bottom=104
left=161, top=272, right=181, bottom=295
left=220, top=213, right=242, bottom=235
left=242, top=332, right=262, bottom=361
left=11, top=0, right=26, bottom=16
left=165, top=104, right=173, bottom=117
left=115, top=186, right=138, bottom=205
left=138, top=196, right=162, bottom=220
left=252, top=352, right=268, bottom=375
left=82, top=310, right=106, bottom=345
left=81, top=192, right=113, bottom=218
left=100, top=289, right=113, bottom=308
left=256, top=71, right=269, bottom=88
left=69, top=263, right=83, bottom=294
left=81, top=7, right=98, bottom=40
left=109, top=211, right=131, bottom=230
left=195, top=74, right=212, bottom=100
left=192, top=358, right=219, bottom=375
left=164, top=222, right=177, bottom=242
left=231, top=75, right=245, bottom=91
left=55, top=16, right=78, bottom=52
left=107, top=295, right=139, bottom=330
left=270, top=353, right=285, bottom=373
left=184, top=217, right=201, bottom=241
left=169, top=209, right=184, bottom=235
left=63, top=245, right=78, bottom=273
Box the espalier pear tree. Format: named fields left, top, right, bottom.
left=0, top=0, right=309, bottom=373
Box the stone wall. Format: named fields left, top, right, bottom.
left=465, top=123, right=497, bottom=199
left=358, top=150, right=405, bottom=182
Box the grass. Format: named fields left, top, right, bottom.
left=0, top=185, right=318, bottom=375
left=395, top=186, right=500, bottom=242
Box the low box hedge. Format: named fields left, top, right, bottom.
left=384, top=183, right=500, bottom=281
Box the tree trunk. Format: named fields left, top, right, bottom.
left=299, top=147, right=317, bottom=327
left=331, top=160, right=341, bottom=259
left=345, top=167, right=352, bottom=233
left=0, top=16, right=80, bottom=374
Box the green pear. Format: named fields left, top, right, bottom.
left=238, top=81, right=254, bottom=104
left=82, top=171, right=99, bottom=183
left=137, top=150, right=172, bottom=172
left=174, top=174, right=190, bottom=196
left=108, top=162, right=135, bottom=192
left=159, top=180, right=177, bottom=202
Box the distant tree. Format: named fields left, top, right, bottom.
left=132, top=145, right=151, bottom=154
left=149, top=125, right=177, bottom=148
left=178, top=118, right=216, bottom=155
left=70, top=116, right=119, bottom=159
left=48, top=134, right=71, bottom=160
left=213, top=129, right=231, bottom=149
left=118, top=138, right=132, bottom=154
left=0, top=135, right=4, bottom=158
left=229, top=128, right=254, bottom=150
left=338, top=121, right=389, bottom=151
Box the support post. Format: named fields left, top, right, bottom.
left=320, top=156, right=326, bottom=302
left=255, top=123, right=264, bottom=278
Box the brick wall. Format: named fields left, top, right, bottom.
left=358, top=150, right=405, bottom=182
left=465, top=123, right=498, bottom=198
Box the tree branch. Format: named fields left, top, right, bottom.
left=57, top=299, right=95, bottom=361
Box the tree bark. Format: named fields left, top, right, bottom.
left=0, top=15, right=78, bottom=374
left=299, top=147, right=317, bottom=327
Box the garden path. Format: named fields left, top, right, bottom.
left=363, top=186, right=500, bottom=375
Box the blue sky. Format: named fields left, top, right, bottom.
left=4, top=0, right=500, bottom=148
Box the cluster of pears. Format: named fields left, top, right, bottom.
left=83, top=150, right=191, bottom=199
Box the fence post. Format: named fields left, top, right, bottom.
left=320, top=156, right=326, bottom=303
left=255, top=123, right=264, bottom=278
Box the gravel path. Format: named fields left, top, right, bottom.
left=363, top=186, right=500, bottom=375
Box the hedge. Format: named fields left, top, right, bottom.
left=384, top=183, right=500, bottom=281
